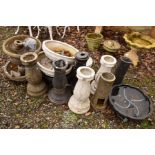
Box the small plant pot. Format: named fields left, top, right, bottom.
left=85, top=33, right=103, bottom=51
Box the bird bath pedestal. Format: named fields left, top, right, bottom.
left=113, top=57, right=132, bottom=86
left=91, top=55, right=117, bottom=94
left=20, top=52, right=47, bottom=96
left=48, top=59, right=72, bottom=105
left=91, top=72, right=116, bottom=111
left=68, top=66, right=95, bottom=114
left=68, top=51, right=89, bottom=89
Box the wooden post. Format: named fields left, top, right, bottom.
left=95, top=26, right=103, bottom=34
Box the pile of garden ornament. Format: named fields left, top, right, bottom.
left=2, top=33, right=153, bottom=121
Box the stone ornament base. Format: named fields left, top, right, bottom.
left=27, top=82, right=47, bottom=97
left=48, top=88, right=71, bottom=105
left=91, top=97, right=108, bottom=112
left=68, top=96, right=90, bottom=114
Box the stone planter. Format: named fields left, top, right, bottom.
left=68, top=66, right=95, bottom=114
left=91, top=72, right=115, bottom=111
left=85, top=33, right=103, bottom=51
left=20, top=52, right=47, bottom=96
left=91, top=55, right=117, bottom=94
left=48, top=59, right=72, bottom=105
left=113, top=57, right=132, bottom=86
left=42, top=40, right=79, bottom=64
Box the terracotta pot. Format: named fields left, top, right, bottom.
left=20, top=52, right=47, bottom=96
left=68, top=66, right=95, bottom=114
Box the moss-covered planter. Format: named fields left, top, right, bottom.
left=85, top=33, right=103, bottom=51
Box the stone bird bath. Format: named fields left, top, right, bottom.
left=3, top=35, right=41, bottom=81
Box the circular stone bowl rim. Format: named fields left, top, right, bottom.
left=100, top=55, right=117, bottom=66
left=3, top=61, right=26, bottom=82
left=20, top=52, right=38, bottom=66
left=101, top=72, right=116, bottom=82
left=77, top=66, right=95, bottom=81
left=53, top=59, right=68, bottom=71
left=2, top=35, right=41, bottom=59
left=109, top=84, right=153, bottom=120
left=42, top=40, right=79, bottom=60
left=85, top=33, right=103, bottom=41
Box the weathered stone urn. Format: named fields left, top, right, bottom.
left=20, top=52, right=47, bottom=96
left=68, top=66, right=95, bottom=114
left=48, top=59, right=72, bottom=105
left=68, top=51, right=89, bottom=89
left=113, top=57, right=132, bottom=86
left=91, top=55, right=117, bottom=94
left=91, top=72, right=116, bottom=111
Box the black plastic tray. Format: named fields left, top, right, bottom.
left=109, top=84, right=153, bottom=120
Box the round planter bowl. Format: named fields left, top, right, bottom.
left=109, top=84, right=153, bottom=120
left=3, top=61, right=26, bottom=82
left=103, top=40, right=121, bottom=52
left=2, top=35, right=41, bottom=59
left=37, top=52, right=73, bottom=77
left=42, top=40, right=79, bottom=64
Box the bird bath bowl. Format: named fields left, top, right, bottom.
left=37, top=52, right=73, bottom=77
left=109, top=84, right=153, bottom=120
left=3, top=61, right=26, bottom=82
left=123, top=32, right=155, bottom=66
left=103, top=40, right=121, bottom=52
left=42, top=40, right=79, bottom=64
left=123, top=32, right=155, bottom=49
left=3, top=35, right=41, bottom=62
